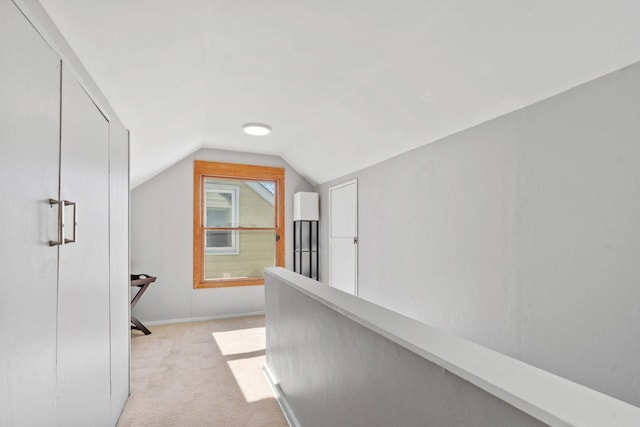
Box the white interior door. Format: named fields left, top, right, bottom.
left=57, top=65, right=111, bottom=426
left=329, top=180, right=358, bottom=295
left=0, top=1, right=61, bottom=424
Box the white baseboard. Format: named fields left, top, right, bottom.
left=263, top=364, right=300, bottom=427
left=142, top=311, right=265, bottom=326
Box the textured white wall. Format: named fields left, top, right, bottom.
left=131, top=148, right=314, bottom=322
left=316, top=61, right=640, bottom=406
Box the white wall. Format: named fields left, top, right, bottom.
left=131, top=148, right=313, bottom=323
left=316, top=61, right=640, bottom=406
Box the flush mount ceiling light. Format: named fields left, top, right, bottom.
left=242, top=123, right=272, bottom=136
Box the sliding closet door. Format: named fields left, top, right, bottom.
left=57, top=65, right=111, bottom=426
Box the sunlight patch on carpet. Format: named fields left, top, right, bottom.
left=227, top=356, right=275, bottom=403
left=212, top=327, right=266, bottom=356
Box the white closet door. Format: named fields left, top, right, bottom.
left=0, top=1, right=61, bottom=425
left=329, top=179, right=358, bottom=295
left=57, top=65, right=111, bottom=426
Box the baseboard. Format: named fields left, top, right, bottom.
left=263, top=364, right=300, bottom=427
left=142, top=311, right=266, bottom=326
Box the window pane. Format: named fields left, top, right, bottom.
left=204, top=230, right=275, bottom=280
left=204, top=178, right=275, bottom=228
left=204, top=183, right=237, bottom=227
left=206, top=230, right=233, bottom=249
left=207, top=207, right=231, bottom=227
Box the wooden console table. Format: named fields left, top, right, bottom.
left=130, top=274, right=157, bottom=335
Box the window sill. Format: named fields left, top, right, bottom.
left=195, top=277, right=264, bottom=289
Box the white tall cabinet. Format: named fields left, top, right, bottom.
left=0, top=1, right=130, bottom=426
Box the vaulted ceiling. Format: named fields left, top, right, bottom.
left=39, top=0, right=640, bottom=187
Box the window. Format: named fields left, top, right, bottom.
left=193, top=161, right=285, bottom=288
left=204, top=183, right=239, bottom=255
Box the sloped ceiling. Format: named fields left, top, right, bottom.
left=39, top=0, right=640, bottom=187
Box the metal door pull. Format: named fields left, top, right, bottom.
left=63, top=200, right=77, bottom=244
left=49, top=198, right=64, bottom=246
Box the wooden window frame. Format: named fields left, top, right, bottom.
left=193, top=160, right=285, bottom=288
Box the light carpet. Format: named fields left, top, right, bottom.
left=117, top=315, right=288, bottom=427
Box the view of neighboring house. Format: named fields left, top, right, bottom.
left=203, top=179, right=276, bottom=280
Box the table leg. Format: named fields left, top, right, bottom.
left=131, top=281, right=153, bottom=335
left=131, top=315, right=152, bottom=335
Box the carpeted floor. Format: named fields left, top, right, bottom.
left=117, top=315, right=288, bottom=427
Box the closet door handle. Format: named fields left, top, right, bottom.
left=49, top=199, right=64, bottom=246
left=63, top=200, right=77, bottom=244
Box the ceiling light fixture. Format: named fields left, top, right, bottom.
left=242, top=123, right=272, bottom=136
